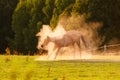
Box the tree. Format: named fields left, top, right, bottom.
left=11, top=0, right=45, bottom=54
left=50, top=0, right=75, bottom=28
left=42, top=0, right=55, bottom=24
left=2, top=0, right=120, bottom=54
left=86, top=0, right=120, bottom=45
left=72, top=0, right=88, bottom=14
left=0, top=0, right=18, bottom=53
left=71, top=0, right=120, bottom=45
left=11, top=0, right=30, bottom=53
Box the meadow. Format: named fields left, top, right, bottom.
left=0, top=55, right=120, bottom=80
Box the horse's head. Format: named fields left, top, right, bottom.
left=36, top=25, right=52, bottom=49
left=41, top=36, right=50, bottom=49
left=36, top=31, right=49, bottom=49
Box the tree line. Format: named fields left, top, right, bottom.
left=0, top=0, right=120, bottom=54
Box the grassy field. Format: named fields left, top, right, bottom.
left=0, top=55, right=120, bottom=80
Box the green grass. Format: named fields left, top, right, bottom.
left=0, top=55, right=120, bottom=80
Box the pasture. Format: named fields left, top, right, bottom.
left=0, top=55, right=120, bottom=80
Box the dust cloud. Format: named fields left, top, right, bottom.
left=36, top=14, right=102, bottom=60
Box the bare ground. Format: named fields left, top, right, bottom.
left=35, top=53, right=120, bottom=62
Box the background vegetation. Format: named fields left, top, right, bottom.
left=0, top=0, right=120, bottom=54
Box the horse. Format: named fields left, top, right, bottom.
left=41, top=30, right=88, bottom=59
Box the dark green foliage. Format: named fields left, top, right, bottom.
left=50, top=0, right=75, bottom=28
left=85, top=0, right=120, bottom=45
left=11, top=0, right=75, bottom=54
left=0, top=0, right=120, bottom=54
left=42, top=0, right=55, bottom=24
left=0, top=0, right=18, bottom=53
left=72, top=0, right=89, bottom=14
left=11, top=1, right=31, bottom=53
left=11, top=0, right=45, bottom=54
left=71, top=0, right=120, bottom=45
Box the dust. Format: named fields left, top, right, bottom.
left=36, top=14, right=103, bottom=60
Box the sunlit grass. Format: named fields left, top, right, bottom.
left=0, top=55, right=120, bottom=80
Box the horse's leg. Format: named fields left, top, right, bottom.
left=72, top=44, right=76, bottom=58
left=78, top=39, right=81, bottom=58
left=79, top=43, right=81, bottom=58
left=47, top=49, right=55, bottom=59
left=81, top=36, right=88, bottom=48
left=47, top=45, right=57, bottom=59
left=47, top=50, right=55, bottom=59
left=81, top=36, right=91, bottom=57
left=47, top=52, right=52, bottom=59
left=54, top=47, right=61, bottom=59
